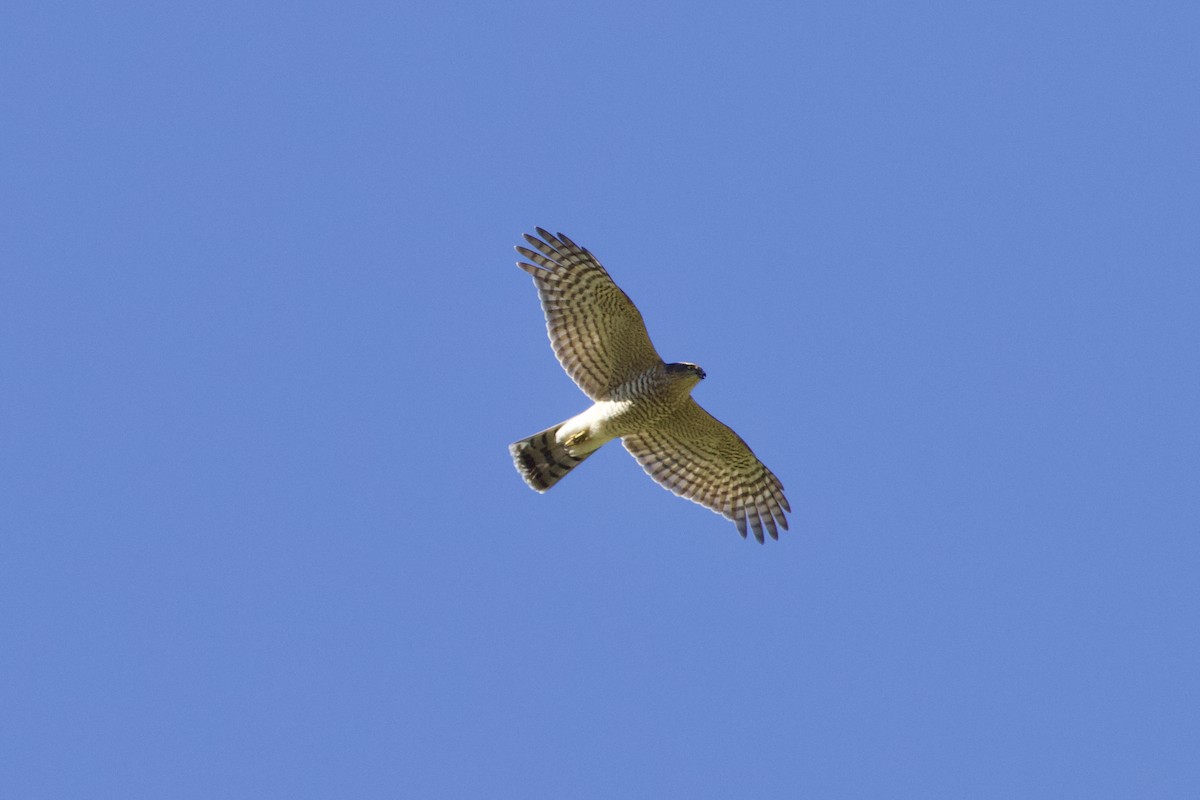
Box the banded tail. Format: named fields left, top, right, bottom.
left=510, top=423, right=595, bottom=492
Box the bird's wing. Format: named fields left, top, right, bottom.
left=622, top=399, right=790, bottom=542
left=516, top=229, right=663, bottom=400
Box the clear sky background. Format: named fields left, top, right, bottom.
left=3, top=2, right=1198, bottom=798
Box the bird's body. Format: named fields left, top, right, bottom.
left=556, top=363, right=703, bottom=453
left=509, top=229, right=791, bottom=542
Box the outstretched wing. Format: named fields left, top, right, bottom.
left=516, top=228, right=663, bottom=400
left=622, top=399, right=791, bottom=543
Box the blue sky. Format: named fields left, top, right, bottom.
left=3, top=1, right=1198, bottom=797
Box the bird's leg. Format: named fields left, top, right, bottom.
left=563, top=430, right=589, bottom=448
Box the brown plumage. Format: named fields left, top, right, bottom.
left=509, top=229, right=791, bottom=542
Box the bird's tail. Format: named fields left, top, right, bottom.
left=510, top=423, right=595, bottom=492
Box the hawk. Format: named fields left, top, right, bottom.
left=509, top=229, right=791, bottom=543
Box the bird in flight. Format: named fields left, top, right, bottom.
left=508, top=229, right=791, bottom=542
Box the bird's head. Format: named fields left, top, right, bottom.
left=666, top=362, right=707, bottom=386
